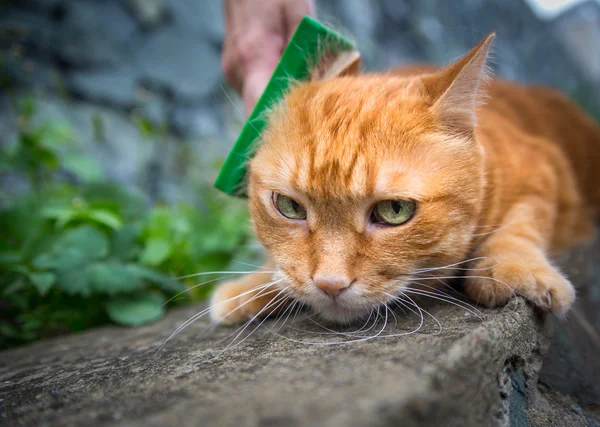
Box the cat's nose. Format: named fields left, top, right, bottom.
left=314, top=276, right=352, bottom=297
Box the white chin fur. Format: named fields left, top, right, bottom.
left=310, top=301, right=373, bottom=324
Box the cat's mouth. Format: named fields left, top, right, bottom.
left=296, top=289, right=385, bottom=324
left=278, top=273, right=401, bottom=324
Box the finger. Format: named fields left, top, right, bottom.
left=242, top=58, right=280, bottom=116
left=282, top=0, right=316, bottom=40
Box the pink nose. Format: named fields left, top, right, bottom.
left=314, top=276, right=352, bottom=297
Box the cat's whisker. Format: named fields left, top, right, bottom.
left=156, top=280, right=282, bottom=354
left=270, top=298, right=299, bottom=335
left=471, top=221, right=514, bottom=237
left=415, top=265, right=498, bottom=274
left=296, top=307, right=378, bottom=337
left=412, top=256, right=491, bottom=273
left=177, top=270, right=275, bottom=280
left=163, top=275, right=235, bottom=306
left=401, top=294, right=443, bottom=335
left=412, top=274, right=522, bottom=313
left=387, top=302, right=399, bottom=330
left=407, top=274, right=518, bottom=300
left=401, top=285, right=486, bottom=321
left=383, top=292, right=425, bottom=333
left=208, top=283, right=287, bottom=337
left=431, top=278, right=464, bottom=296
left=207, top=286, right=290, bottom=347
left=403, top=288, right=483, bottom=323
left=219, top=295, right=291, bottom=351
left=269, top=297, right=427, bottom=345
left=384, top=292, right=428, bottom=337
left=231, top=260, right=271, bottom=269
left=223, top=290, right=291, bottom=351
left=221, top=285, right=291, bottom=348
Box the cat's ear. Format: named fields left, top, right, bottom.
left=423, top=33, right=495, bottom=134
left=311, top=50, right=361, bottom=81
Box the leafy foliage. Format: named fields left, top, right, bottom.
left=0, top=96, right=252, bottom=348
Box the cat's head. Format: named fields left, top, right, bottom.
left=247, top=34, right=494, bottom=322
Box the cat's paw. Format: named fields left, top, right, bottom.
left=210, top=279, right=274, bottom=325
left=463, top=257, right=575, bottom=316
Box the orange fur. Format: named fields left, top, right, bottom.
left=211, top=34, right=600, bottom=324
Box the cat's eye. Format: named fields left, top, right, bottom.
left=274, top=194, right=307, bottom=220
left=371, top=200, right=416, bottom=226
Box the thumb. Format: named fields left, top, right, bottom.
left=241, top=48, right=282, bottom=116
left=242, top=68, right=272, bottom=116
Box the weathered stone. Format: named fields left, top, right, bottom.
left=0, top=8, right=58, bottom=55
left=378, top=0, right=411, bottom=22
left=540, top=236, right=600, bottom=408
left=68, top=65, right=139, bottom=108
left=13, top=0, right=71, bottom=14
left=0, top=285, right=597, bottom=427
left=0, top=56, right=62, bottom=93
left=137, top=91, right=169, bottom=126
left=550, top=2, right=600, bottom=84
left=134, top=29, right=221, bottom=101
left=170, top=100, right=224, bottom=138
left=25, top=96, right=155, bottom=187
left=169, top=0, right=224, bottom=43
left=0, top=295, right=544, bottom=426
left=125, top=0, right=168, bottom=28
left=56, top=1, right=137, bottom=67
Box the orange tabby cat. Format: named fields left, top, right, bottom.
left=211, top=33, right=600, bottom=325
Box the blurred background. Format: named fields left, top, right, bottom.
left=0, top=0, right=599, bottom=408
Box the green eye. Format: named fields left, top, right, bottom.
left=275, top=194, right=307, bottom=220
left=372, top=200, right=416, bottom=226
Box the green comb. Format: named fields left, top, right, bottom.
left=214, top=16, right=359, bottom=197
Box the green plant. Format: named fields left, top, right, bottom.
left=0, top=96, right=252, bottom=348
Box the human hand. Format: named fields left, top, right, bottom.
left=222, top=0, right=315, bottom=116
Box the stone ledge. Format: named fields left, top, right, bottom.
left=0, top=293, right=577, bottom=427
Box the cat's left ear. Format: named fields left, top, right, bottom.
left=423, top=33, right=495, bottom=134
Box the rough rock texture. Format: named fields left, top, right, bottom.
left=0, top=296, right=554, bottom=426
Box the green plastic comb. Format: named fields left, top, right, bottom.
left=214, top=16, right=358, bottom=197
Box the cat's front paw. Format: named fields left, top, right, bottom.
left=463, top=257, right=575, bottom=316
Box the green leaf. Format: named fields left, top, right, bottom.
left=2, top=277, right=27, bottom=296
left=89, top=262, right=144, bottom=295
left=87, top=209, right=123, bottom=230
left=106, top=293, right=165, bottom=326
left=145, top=207, right=171, bottom=240
left=28, top=272, right=56, bottom=295
left=32, top=225, right=109, bottom=271
left=57, top=268, right=93, bottom=296
left=35, top=120, right=73, bottom=151
left=111, top=223, right=142, bottom=260
left=42, top=205, right=78, bottom=222
left=0, top=322, right=24, bottom=339
left=140, top=238, right=172, bottom=267
left=125, top=264, right=183, bottom=292
left=0, top=252, right=22, bottom=268
left=62, top=154, right=104, bottom=183
left=81, top=183, right=148, bottom=220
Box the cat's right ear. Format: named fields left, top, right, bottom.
left=311, top=50, right=361, bottom=81
left=422, top=33, right=495, bottom=135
